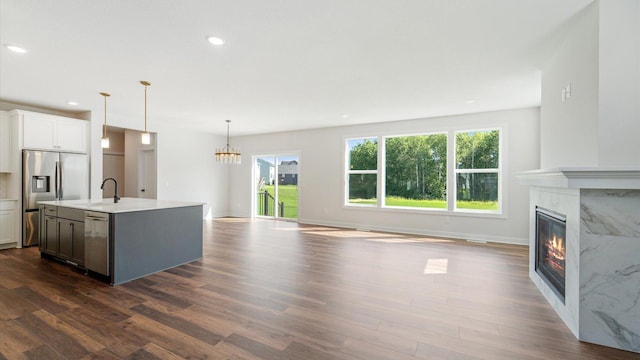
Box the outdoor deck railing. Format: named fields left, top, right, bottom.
left=257, top=191, right=284, bottom=217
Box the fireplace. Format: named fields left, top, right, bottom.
left=535, top=207, right=566, bottom=302
left=519, top=169, right=640, bottom=353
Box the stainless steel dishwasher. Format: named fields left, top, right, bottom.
left=84, top=211, right=109, bottom=276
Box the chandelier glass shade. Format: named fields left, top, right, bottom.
left=215, top=120, right=241, bottom=164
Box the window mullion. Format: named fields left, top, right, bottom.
left=455, top=168, right=499, bottom=174
left=448, top=130, right=455, bottom=211
left=379, top=135, right=385, bottom=207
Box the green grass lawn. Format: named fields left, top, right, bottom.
left=263, top=185, right=298, bottom=219
left=349, top=197, right=498, bottom=210
left=260, top=187, right=497, bottom=219
left=455, top=200, right=498, bottom=210
left=385, top=197, right=447, bottom=208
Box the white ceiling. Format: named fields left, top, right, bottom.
left=0, top=0, right=592, bottom=136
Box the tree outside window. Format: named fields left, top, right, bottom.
left=384, top=133, right=447, bottom=209
left=346, top=138, right=377, bottom=205
left=345, top=129, right=501, bottom=214
left=455, top=129, right=500, bottom=211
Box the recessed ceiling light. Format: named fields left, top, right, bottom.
left=465, top=99, right=476, bottom=104
left=5, top=44, right=27, bottom=53
left=342, top=114, right=349, bottom=119
left=206, top=36, right=225, bottom=46
left=66, top=101, right=79, bottom=106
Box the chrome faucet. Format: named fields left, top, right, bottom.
left=100, top=178, right=120, bottom=203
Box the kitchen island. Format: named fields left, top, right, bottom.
left=38, top=197, right=203, bottom=285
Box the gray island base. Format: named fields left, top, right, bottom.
left=112, top=205, right=202, bottom=285
left=38, top=198, right=203, bottom=285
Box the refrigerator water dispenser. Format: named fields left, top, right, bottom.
left=31, top=176, right=50, bottom=193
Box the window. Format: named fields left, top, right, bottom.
left=345, top=127, right=502, bottom=215
left=455, top=129, right=500, bottom=211
left=346, top=138, right=377, bottom=205
left=384, top=133, right=447, bottom=209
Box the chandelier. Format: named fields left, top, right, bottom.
left=215, top=120, right=241, bottom=164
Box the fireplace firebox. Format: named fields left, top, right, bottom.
left=535, top=207, right=566, bottom=302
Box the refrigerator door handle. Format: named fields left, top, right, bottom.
left=58, top=161, right=63, bottom=199
left=54, top=161, right=59, bottom=199
left=55, top=161, right=61, bottom=200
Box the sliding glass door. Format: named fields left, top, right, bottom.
left=255, top=154, right=299, bottom=220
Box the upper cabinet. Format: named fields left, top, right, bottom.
left=0, top=111, right=14, bottom=172
left=13, top=110, right=88, bottom=153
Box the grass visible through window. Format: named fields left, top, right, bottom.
left=385, top=197, right=446, bottom=208
left=455, top=200, right=498, bottom=210
left=349, top=197, right=498, bottom=210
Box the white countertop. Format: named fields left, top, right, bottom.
left=38, top=197, right=203, bottom=214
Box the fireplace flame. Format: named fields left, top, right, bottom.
left=551, top=235, right=565, bottom=261
left=535, top=210, right=566, bottom=297
left=546, top=234, right=566, bottom=272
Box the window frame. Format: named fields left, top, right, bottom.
left=381, top=131, right=448, bottom=211
left=343, top=126, right=504, bottom=217
left=344, top=137, right=379, bottom=207
left=453, top=128, right=502, bottom=214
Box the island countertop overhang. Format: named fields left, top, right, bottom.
left=38, top=197, right=203, bottom=213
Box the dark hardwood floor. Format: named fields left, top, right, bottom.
left=1, top=218, right=638, bottom=359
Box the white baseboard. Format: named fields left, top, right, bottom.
left=296, top=217, right=528, bottom=245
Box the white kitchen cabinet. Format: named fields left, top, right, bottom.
left=0, top=200, right=18, bottom=247
left=56, top=118, right=87, bottom=152
left=0, top=111, right=14, bottom=172
left=17, top=110, right=88, bottom=153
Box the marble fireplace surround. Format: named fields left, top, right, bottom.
left=518, top=168, right=640, bottom=354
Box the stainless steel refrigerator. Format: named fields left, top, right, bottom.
left=22, top=150, right=89, bottom=247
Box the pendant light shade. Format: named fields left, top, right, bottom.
left=141, top=132, right=151, bottom=145
left=140, top=80, right=151, bottom=144
left=100, top=92, right=110, bottom=149
left=215, top=120, right=241, bottom=164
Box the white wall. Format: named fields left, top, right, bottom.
left=89, top=113, right=229, bottom=219
left=90, top=111, right=104, bottom=200
left=540, top=3, right=599, bottom=168
left=541, top=0, right=640, bottom=168
left=154, top=124, right=229, bottom=219
left=597, top=0, right=640, bottom=166
left=229, top=107, right=540, bottom=244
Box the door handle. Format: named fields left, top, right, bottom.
left=55, top=161, right=59, bottom=199
left=85, top=217, right=108, bottom=221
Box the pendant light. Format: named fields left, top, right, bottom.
left=100, top=92, right=110, bottom=148
left=215, top=120, right=241, bottom=164
left=140, top=80, right=151, bottom=144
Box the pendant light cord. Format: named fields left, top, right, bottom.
left=226, top=119, right=231, bottom=150
left=140, top=81, right=151, bottom=133
left=100, top=92, right=110, bottom=137
left=144, top=84, right=147, bottom=132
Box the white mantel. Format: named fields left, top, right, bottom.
left=517, top=167, right=640, bottom=189
left=517, top=168, right=640, bottom=354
